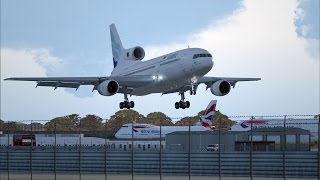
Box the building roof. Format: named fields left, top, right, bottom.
left=167, top=127, right=310, bottom=136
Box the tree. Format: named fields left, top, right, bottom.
left=0, top=121, right=19, bottom=131
left=146, top=112, right=173, bottom=126
left=175, top=116, right=199, bottom=126
left=106, top=110, right=145, bottom=131
left=44, top=114, right=80, bottom=131
left=80, top=115, right=103, bottom=131
left=212, top=110, right=235, bottom=129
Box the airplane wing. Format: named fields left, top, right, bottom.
left=162, top=76, right=261, bottom=94
left=198, top=77, right=261, bottom=88
left=4, top=75, right=155, bottom=93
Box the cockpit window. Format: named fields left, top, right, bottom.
left=193, top=53, right=212, bottom=59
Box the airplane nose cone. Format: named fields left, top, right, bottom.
left=198, top=57, right=213, bottom=73
left=207, top=57, right=214, bottom=69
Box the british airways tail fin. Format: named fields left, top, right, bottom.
left=198, top=100, right=217, bottom=129
left=110, top=24, right=124, bottom=69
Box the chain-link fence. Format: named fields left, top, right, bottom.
left=0, top=115, right=319, bottom=180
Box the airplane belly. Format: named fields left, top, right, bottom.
left=129, top=57, right=199, bottom=96
left=132, top=80, right=187, bottom=96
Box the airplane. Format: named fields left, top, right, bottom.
left=115, top=100, right=217, bottom=139
left=4, top=24, right=260, bottom=109
left=229, top=117, right=319, bottom=141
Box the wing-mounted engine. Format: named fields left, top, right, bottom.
left=97, top=80, right=119, bottom=96
left=124, top=46, right=145, bottom=60
left=210, top=80, right=231, bottom=96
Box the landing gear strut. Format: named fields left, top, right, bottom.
left=119, top=90, right=134, bottom=109
left=175, top=91, right=190, bottom=109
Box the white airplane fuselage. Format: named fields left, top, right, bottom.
left=111, top=48, right=213, bottom=96
left=115, top=123, right=212, bottom=139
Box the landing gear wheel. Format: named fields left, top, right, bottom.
left=120, top=87, right=135, bottom=109
left=123, top=101, right=130, bottom=109
left=120, top=101, right=135, bottom=109
left=175, top=102, right=179, bottom=109
left=119, top=102, right=124, bottom=109
left=130, top=101, right=135, bottom=108
left=186, top=101, right=190, bottom=108
left=179, top=101, right=184, bottom=108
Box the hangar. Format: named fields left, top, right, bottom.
left=165, top=127, right=311, bottom=152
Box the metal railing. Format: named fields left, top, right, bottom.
left=0, top=115, right=319, bottom=180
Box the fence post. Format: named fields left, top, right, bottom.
left=188, top=122, right=191, bottom=180
left=7, top=121, right=10, bottom=180
left=105, top=119, right=107, bottom=180
left=250, top=116, right=253, bottom=180
left=318, top=115, right=320, bottom=180
left=283, top=115, right=287, bottom=180
left=218, top=117, right=221, bottom=180
left=159, top=118, right=162, bottom=180
left=30, top=120, right=33, bottom=180
left=131, top=119, right=134, bottom=180
left=79, top=119, right=81, bottom=180
left=54, top=121, right=57, bottom=180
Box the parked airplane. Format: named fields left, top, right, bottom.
left=115, top=100, right=217, bottom=139
left=230, top=117, right=319, bottom=141
left=4, top=24, right=260, bottom=109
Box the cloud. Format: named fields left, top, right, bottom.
left=1, top=0, right=319, bottom=121
left=144, top=0, right=319, bottom=116
left=0, top=48, right=122, bottom=120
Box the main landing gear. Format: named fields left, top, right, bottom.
left=120, top=101, right=134, bottom=109
left=119, top=90, right=134, bottom=109
left=175, top=84, right=198, bottom=109
left=175, top=91, right=190, bottom=109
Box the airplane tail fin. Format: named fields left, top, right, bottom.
left=110, top=24, right=125, bottom=69
left=198, top=100, right=217, bottom=129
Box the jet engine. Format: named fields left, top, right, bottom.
left=125, top=46, right=145, bottom=60
left=97, top=80, right=119, bottom=96
left=210, top=80, right=231, bottom=96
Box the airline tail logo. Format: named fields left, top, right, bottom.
left=240, top=119, right=268, bottom=128
left=132, top=125, right=146, bottom=132
left=199, top=100, right=217, bottom=129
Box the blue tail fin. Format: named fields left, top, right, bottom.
left=110, top=24, right=124, bottom=68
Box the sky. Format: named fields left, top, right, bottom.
left=1, top=0, right=319, bottom=121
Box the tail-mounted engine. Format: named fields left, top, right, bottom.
left=124, top=46, right=145, bottom=60
left=97, top=80, right=119, bottom=96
